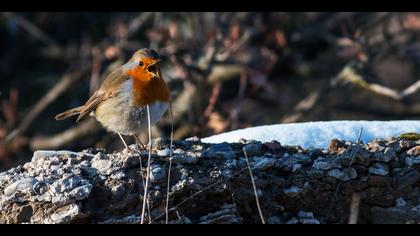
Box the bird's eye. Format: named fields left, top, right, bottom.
left=139, top=61, right=144, bottom=66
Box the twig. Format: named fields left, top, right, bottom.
left=348, top=127, right=364, bottom=168
left=242, top=147, right=266, bottom=224
left=339, top=67, right=400, bottom=100
left=166, top=101, right=174, bottom=224
left=151, top=167, right=249, bottom=223
left=281, top=81, right=330, bottom=123
left=161, top=81, right=196, bottom=126
left=207, top=65, right=246, bottom=84
left=175, top=210, right=183, bottom=222
left=400, top=80, right=420, bottom=98
left=29, top=118, right=100, bottom=150
left=339, top=66, right=420, bottom=101
left=203, top=82, right=222, bottom=119
left=127, top=12, right=153, bottom=37
left=133, top=134, right=146, bottom=188
left=346, top=129, right=363, bottom=225
left=2, top=12, right=60, bottom=48
left=141, top=105, right=153, bottom=224
left=133, top=134, right=151, bottom=223
left=5, top=69, right=86, bottom=143
left=348, top=193, right=361, bottom=224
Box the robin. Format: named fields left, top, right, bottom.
left=55, top=48, right=170, bottom=150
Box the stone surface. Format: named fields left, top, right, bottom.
left=327, top=168, right=357, bottom=181
left=407, top=146, right=420, bottom=156
left=368, top=163, right=389, bottom=176
left=1, top=137, right=420, bottom=224
left=243, top=142, right=262, bottom=157
left=203, top=143, right=235, bottom=159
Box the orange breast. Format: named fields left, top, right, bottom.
left=126, top=67, right=170, bottom=106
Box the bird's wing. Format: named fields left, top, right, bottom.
left=76, top=67, right=130, bottom=122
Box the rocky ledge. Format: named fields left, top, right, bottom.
left=1, top=136, right=420, bottom=224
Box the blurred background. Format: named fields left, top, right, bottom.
left=1, top=12, right=420, bottom=171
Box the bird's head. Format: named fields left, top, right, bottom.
left=125, top=48, right=162, bottom=80
left=124, top=48, right=169, bottom=106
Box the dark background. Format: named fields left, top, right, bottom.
left=1, top=12, right=420, bottom=171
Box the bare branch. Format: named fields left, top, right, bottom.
left=5, top=70, right=86, bottom=143
left=29, top=119, right=100, bottom=150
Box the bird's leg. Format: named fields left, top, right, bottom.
left=133, top=134, right=147, bottom=152
left=117, top=133, right=132, bottom=151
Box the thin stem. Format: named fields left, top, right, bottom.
left=141, top=105, right=153, bottom=224
left=243, top=147, right=266, bottom=224
left=118, top=133, right=129, bottom=150
left=151, top=167, right=249, bottom=223
left=166, top=101, right=174, bottom=224
left=134, top=134, right=152, bottom=223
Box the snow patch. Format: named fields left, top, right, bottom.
left=202, top=120, right=420, bottom=149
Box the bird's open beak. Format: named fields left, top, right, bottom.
left=147, top=59, right=161, bottom=78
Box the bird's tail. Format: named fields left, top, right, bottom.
left=54, top=107, right=83, bottom=121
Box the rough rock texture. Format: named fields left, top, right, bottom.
left=1, top=137, right=420, bottom=224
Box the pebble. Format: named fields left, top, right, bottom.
left=267, top=216, right=282, bottom=224
left=36, top=151, right=84, bottom=164
left=51, top=195, right=73, bottom=206
left=80, top=166, right=98, bottom=178
left=243, top=142, right=262, bottom=157
left=301, top=218, right=321, bottom=224
left=171, top=152, right=200, bottom=164
left=203, top=143, right=235, bottom=159
left=210, top=170, right=221, bottom=179
left=328, top=139, right=346, bottom=153
left=298, top=210, right=314, bottom=218
left=396, top=170, right=420, bottom=190
left=51, top=175, right=81, bottom=193
left=327, top=168, right=357, bottom=181
left=91, top=159, right=113, bottom=175
left=110, top=171, right=126, bottom=180
left=399, top=139, right=416, bottom=151
left=225, top=159, right=238, bottom=169
left=372, top=147, right=395, bottom=163
left=286, top=217, right=299, bottom=224
left=68, top=184, right=92, bottom=200
left=4, top=177, right=38, bottom=196
left=263, top=141, right=282, bottom=153
left=368, top=163, right=389, bottom=176
left=395, top=197, right=407, bottom=208
left=156, top=148, right=172, bottom=157
left=49, top=203, right=80, bottom=224
left=149, top=165, right=167, bottom=183
left=297, top=211, right=320, bottom=224
left=252, top=156, right=278, bottom=170
left=405, top=156, right=420, bottom=167
left=292, top=163, right=302, bottom=172
left=283, top=186, right=303, bottom=198
left=312, top=157, right=338, bottom=170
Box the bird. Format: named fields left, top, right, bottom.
left=55, top=48, right=170, bottom=150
